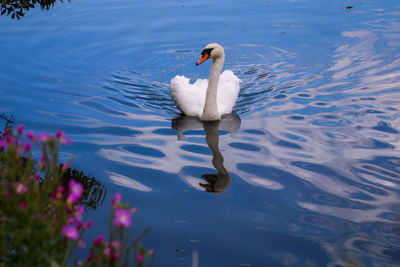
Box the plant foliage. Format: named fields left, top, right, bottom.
left=0, top=126, right=155, bottom=266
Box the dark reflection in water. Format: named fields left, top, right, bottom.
left=0, top=113, right=14, bottom=133
left=63, top=168, right=106, bottom=211
left=0, top=0, right=67, bottom=19
left=172, top=114, right=241, bottom=193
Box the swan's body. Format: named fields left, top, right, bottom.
left=170, top=70, right=239, bottom=119
left=170, top=43, right=240, bottom=121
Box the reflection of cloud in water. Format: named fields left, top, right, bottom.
left=108, top=171, right=152, bottom=192
left=98, top=114, right=287, bottom=194
left=249, top=177, right=284, bottom=190
left=329, top=29, right=400, bottom=94
left=95, top=18, right=400, bottom=265
left=229, top=25, right=400, bottom=265
left=274, top=27, right=400, bottom=264
left=97, top=25, right=400, bottom=206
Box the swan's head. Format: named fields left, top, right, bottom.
left=196, top=43, right=224, bottom=65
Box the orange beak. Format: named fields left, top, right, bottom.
left=196, top=53, right=210, bottom=65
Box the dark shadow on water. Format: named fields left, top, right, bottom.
left=62, top=168, right=106, bottom=211
left=1, top=0, right=68, bottom=19
left=172, top=114, right=241, bottom=193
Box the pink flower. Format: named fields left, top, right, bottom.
left=110, top=240, right=121, bottom=249
left=56, top=130, right=63, bottom=138
left=131, top=207, right=139, bottom=213
left=23, top=143, right=32, bottom=153
left=38, top=133, right=51, bottom=142
left=14, top=182, right=28, bottom=194
left=58, top=186, right=65, bottom=193
left=68, top=217, right=79, bottom=224
left=114, top=208, right=131, bottom=228
left=76, top=220, right=83, bottom=230
left=111, top=193, right=121, bottom=208
left=64, top=136, right=72, bottom=145
left=75, top=204, right=85, bottom=217
left=88, top=254, right=93, bottom=261
left=17, top=124, right=25, bottom=135
left=61, top=162, right=70, bottom=172
left=67, top=180, right=83, bottom=203
left=104, top=246, right=111, bottom=257
left=26, top=130, right=37, bottom=141
left=62, top=225, right=78, bottom=240
left=68, top=206, right=85, bottom=226
left=93, top=235, right=105, bottom=246
left=5, top=136, right=17, bottom=145
left=51, top=187, right=65, bottom=200
left=56, top=130, right=72, bottom=144
left=50, top=192, right=57, bottom=200
left=39, top=155, right=46, bottom=167
left=34, top=173, right=40, bottom=181
left=84, top=220, right=93, bottom=229
left=136, top=253, right=144, bottom=262
left=18, top=202, right=28, bottom=211
left=110, top=240, right=121, bottom=260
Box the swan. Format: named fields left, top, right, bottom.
left=169, top=43, right=240, bottom=121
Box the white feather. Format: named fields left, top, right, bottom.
left=169, top=70, right=240, bottom=118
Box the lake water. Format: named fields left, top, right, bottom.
left=1, top=0, right=400, bottom=265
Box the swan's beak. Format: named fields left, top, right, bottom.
left=196, top=53, right=210, bottom=65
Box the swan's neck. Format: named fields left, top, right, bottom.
left=201, top=55, right=224, bottom=121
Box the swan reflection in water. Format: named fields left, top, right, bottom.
left=172, top=114, right=241, bottom=193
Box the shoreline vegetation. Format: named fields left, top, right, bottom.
left=0, top=125, right=155, bottom=266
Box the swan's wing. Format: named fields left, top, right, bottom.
left=169, top=75, right=207, bottom=118
left=217, top=70, right=241, bottom=115
left=170, top=70, right=239, bottom=118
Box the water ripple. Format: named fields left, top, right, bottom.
left=2, top=1, right=400, bottom=265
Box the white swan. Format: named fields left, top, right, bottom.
left=169, top=43, right=240, bottom=121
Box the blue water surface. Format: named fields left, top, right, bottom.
left=1, top=0, right=400, bottom=266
